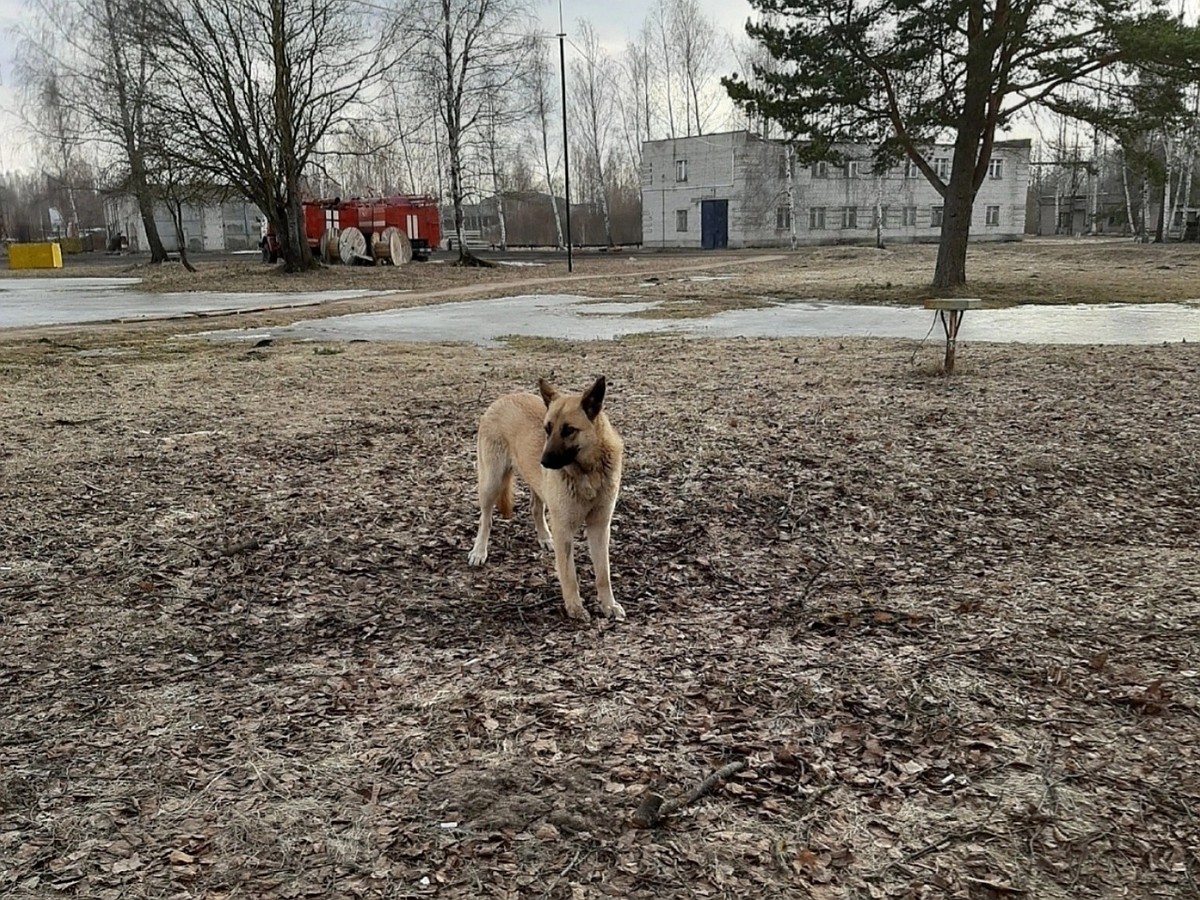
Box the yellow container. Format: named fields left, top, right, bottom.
left=8, top=242, right=64, bottom=269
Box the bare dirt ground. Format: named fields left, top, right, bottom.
left=2, top=303, right=1198, bottom=899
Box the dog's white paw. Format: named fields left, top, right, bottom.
left=468, top=547, right=487, bottom=566
left=565, top=603, right=591, bottom=623
left=601, top=602, right=626, bottom=621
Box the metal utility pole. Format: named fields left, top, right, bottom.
left=558, top=0, right=573, bottom=271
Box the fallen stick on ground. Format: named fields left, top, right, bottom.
left=631, top=760, right=747, bottom=828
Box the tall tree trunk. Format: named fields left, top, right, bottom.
left=487, top=127, right=508, bottom=250
left=1121, top=158, right=1134, bottom=237
left=130, top=166, right=169, bottom=263
left=1155, top=171, right=1167, bottom=243
left=1140, top=176, right=1150, bottom=243
left=541, top=119, right=564, bottom=249
left=272, top=0, right=313, bottom=271
left=932, top=136, right=978, bottom=290
left=786, top=145, right=796, bottom=250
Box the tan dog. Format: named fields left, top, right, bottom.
left=468, top=376, right=625, bottom=622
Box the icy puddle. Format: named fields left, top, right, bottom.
left=194, top=294, right=1200, bottom=346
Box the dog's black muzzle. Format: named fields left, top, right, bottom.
left=540, top=447, right=578, bottom=470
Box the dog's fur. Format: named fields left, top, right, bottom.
left=468, top=376, right=624, bottom=622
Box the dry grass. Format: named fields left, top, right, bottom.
left=2, top=327, right=1198, bottom=899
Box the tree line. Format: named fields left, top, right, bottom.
left=11, top=0, right=1200, bottom=287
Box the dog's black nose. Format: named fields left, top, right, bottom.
left=541, top=448, right=576, bottom=469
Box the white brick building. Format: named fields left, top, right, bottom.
left=641, top=130, right=1030, bottom=249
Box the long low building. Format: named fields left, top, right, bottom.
left=641, top=130, right=1030, bottom=249
left=103, top=193, right=263, bottom=254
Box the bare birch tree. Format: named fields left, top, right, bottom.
left=668, top=0, right=719, bottom=136
left=571, top=20, right=617, bottom=246
left=525, top=41, right=565, bottom=248
left=650, top=0, right=679, bottom=139
left=405, top=0, right=534, bottom=264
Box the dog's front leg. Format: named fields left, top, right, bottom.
left=552, top=525, right=589, bottom=623
left=587, top=518, right=624, bottom=621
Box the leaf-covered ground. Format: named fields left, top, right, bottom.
left=1, top=333, right=1198, bottom=899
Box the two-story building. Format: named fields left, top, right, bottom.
left=641, top=130, right=1030, bottom=249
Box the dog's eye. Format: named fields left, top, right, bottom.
left=561, top=424, right=577, bottom=438
left=544, top=422, right=552, bottom=435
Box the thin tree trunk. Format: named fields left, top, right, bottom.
left=166, top=198, right=197, bottom=272
left=541, top=116, right=564, bottom=249
left=1140, top=176, right=1150, bottom=243
left=1121, top=158, right=1134, bottom=238
left=786, top=145, right=796, bottom=250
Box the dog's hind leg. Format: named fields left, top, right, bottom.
left=469, top=443, right=511, bottom=567
left=587, top=517, right=625, bottom=620
left=531, top=493, right=553, bottom=552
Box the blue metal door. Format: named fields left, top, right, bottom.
left=701, top=200, right=728, bottom=250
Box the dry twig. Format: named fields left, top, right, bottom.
left=631, top=760, right=747, bottom=828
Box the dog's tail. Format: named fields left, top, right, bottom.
left=496, top=471, right=515, bottom=519
left=478, top=434, right=516, bottom=519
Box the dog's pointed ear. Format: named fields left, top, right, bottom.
left=538, top=378, right=559, bottom=408
left=581, top=376, right=606, bottom=421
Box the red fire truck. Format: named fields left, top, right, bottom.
left=262, top=195, right=441, bottom=265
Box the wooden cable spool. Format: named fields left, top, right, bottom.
left=320, top=227, right=341, bottom=264
left=338, top=226, right=367, bottom=265
left=379, top=225, right=413, bottom=266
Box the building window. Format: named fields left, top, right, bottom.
left=675, top=159, right=688, bottom=182
left=809, top=206, right=826, bottom=229
left=812, top=161, right=829, bottom=178
left=934, top=158, right=950, bottom=180
left=842, top=206, right=857, bottom=229
left=931, top=206, right=944, bottom=228
left=986, top=205, right=1000, bottom=226
left=776, top=206, right=791, bottom=230
left=676, top=209, right=688, bottom=232
left=902, top=206, right=918, bottom=226
left=988, top=158, right=1003, bottom=179
left=847, top=160, right=861, bottom=178
left=904, top=160, right=919, bottom=179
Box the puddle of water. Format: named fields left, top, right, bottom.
left=0, top=278, right=399, bottom=329
left=194, top=294, right=1200, bottom=347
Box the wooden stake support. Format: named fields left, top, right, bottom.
left=923, top=298, right=983, bottom=374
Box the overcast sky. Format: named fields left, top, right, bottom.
left=0, top=0, right=755, bottom=174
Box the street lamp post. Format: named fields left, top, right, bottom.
left=558, top=1, right=573, bottom=272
